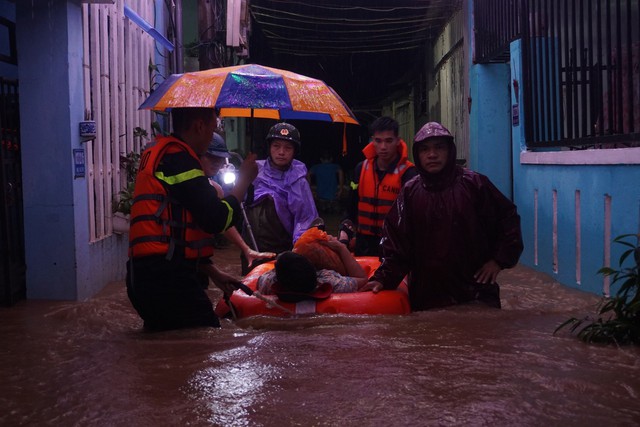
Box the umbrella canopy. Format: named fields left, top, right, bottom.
left=139, top=64, right=358, bottom=125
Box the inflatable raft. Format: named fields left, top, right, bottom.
left=215, top=257, right=410, bottom=318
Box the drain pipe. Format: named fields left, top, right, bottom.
left=174, top=0, right=183, bottom=73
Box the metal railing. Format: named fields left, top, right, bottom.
left=475, top=0, right=640, bottom=149
left=474, top=0, right=522, bottom=63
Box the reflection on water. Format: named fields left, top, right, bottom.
left=1, top=264, right=639, bottom=426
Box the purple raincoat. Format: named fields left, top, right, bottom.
left=252, top=158, right=318, bottom=243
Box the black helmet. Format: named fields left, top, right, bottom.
left=266, top=122, right=301, bottom=150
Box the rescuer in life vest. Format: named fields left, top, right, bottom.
left=126, top=107, right=257, bottom=331
left=341, top=116, right=417, bottom=256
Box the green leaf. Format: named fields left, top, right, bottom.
left=620, top=249, right=635, bottom=266
left=597, top=267, right=616, bottom=276
left=554, top=318, right=579, bottom=335
left=557, top=233, right=640, bottom=345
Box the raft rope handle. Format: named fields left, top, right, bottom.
left=232, top=281, right=295, bottom=316
left=253, top=291, right=295, bottom=316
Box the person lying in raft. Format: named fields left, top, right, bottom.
left=256, top=233, right=369, bottom=302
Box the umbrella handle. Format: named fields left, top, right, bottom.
left=253, top=291, right=295, bottom=316
left=230, top=280, right=295, bottom=316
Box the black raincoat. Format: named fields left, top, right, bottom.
left=371, top=136, right=523, bottom=310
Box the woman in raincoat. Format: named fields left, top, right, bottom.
left=241, top=122, right=319, bottom=274
left=362, top=122, right=523, bottom=310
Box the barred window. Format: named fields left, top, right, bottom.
left=475, top=0, right=640, bottom=151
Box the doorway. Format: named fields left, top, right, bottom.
left=0, top=77, right=25, bottom=305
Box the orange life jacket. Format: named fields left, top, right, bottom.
left=128, top=136, right=214, bottom=259
left=357, top=139, right=413, bottom=237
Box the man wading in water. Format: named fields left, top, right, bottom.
left=363, top=122, right=523, bottom=310
left=126, top=107, right=258, bottom=331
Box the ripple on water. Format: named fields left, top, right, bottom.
left=1, top=267, right=640, bottom=426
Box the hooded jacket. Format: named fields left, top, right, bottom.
left=371, top=130, right=523, bottom=310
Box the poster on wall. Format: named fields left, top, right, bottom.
left=73, top=148, right=85, bottom=178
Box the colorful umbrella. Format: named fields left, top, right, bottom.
left=139, top=64, right=358, bottom=125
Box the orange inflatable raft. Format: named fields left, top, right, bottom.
left=215, top=257, right=410, bottom=318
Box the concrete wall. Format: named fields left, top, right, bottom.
left=17, top=0, right=128, bottom=301
left=18, top=1, right=80, bottom=299
left=0, top=0, right=16, bottom=79
left=468, top=63, right=513, bottom=199
left=429, top=9, right=468, bottom=163
left=466, top=1, right=640, bottom=297
left=466, top=0, right=511, bottom=198
left=510, top=39, right=640, bottom=296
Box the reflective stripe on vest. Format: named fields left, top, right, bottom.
left=128, top=136, right=215, bottom=259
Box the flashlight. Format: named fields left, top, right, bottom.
left=221, top=160, right=237, bottom=185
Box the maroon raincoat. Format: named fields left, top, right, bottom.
left=371, top=129, right=523, bottom=310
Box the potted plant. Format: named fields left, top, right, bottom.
left=555, top=233, right=640, bottom=345
left=112, top=121, right=166, bottom=234
left=112, top=150, right=140, bottom=234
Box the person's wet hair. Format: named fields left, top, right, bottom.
left=171, top=107, right=217, bottom=133
left=275, top=251, right=317, bottom=294
left=370, top=116, right=399, bottom=136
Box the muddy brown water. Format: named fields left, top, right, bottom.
left=1, top=246, right=639, bottom=426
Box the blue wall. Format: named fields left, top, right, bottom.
left=513, top=158, right=640, bottom=296
left=469, top=63, right=512, bottom=199
left=509, top=40, right=640, bottom=296
left=468, top=29, right=640, bottom=297
left=17, top=1, right=80, bottom=299
left=17, top=1, right=128, bottom=300
left=0, top=0, right=16, bottom=79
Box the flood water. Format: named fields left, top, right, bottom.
left=1, top=246, right=639, bottom=426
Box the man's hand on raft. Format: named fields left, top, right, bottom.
left=200, top=264, right=241, bottom=297
left=359, top=280, right=384, bottom=293
left=245, top=249, right=276, bottom=269
left=359, top=259, right=502, bottom=294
